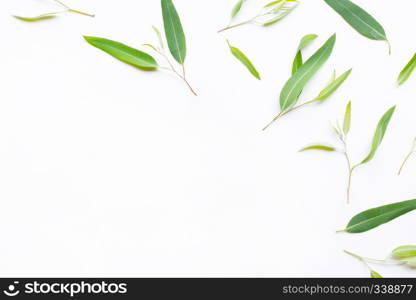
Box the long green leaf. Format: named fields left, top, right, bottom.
left=324, top=0, right=388, bottom=42
left=340, top=199, right=416, bottom=233
left=14, top=13, right=57, bottom=21
left=360, top=106, right=396, bottom=164
left=392, top=245, right=416, bottom=259
left=227, top=41, right=261, bottom=80
left=161, top=0, right=186, bottom=64
left=231, top=0, right=244, bottom=18
left=299, top=144, right=336, bottom=152
left=84, top=36, right=158, bottom=70
left=343, top=101, right=352, bottom=135
left=292, top=34, right=318, bottom=75
left=314, top=68, right=352, bottom=101
left=280, top=34, right=336, bottom=111
left=398, top=53, right=416, bottom=85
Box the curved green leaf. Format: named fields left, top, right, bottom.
left=343, top=101, right=352, bottom=135
left=161, top=0, right=186, bottom=64
left=314, top=68, right=352, bottom=101
left=280, top=34, right=336, bottom=111
left=14, top=13, right=57, bottom=21
left=341, top=199, right=416, bottom=233
left=324, top=0, right=387, bottom=41
left=360, top=106, right=396, bottom=165
left=262, top=2, right=298, bottom=27
left=227, top=40, right=261, bottom=80
left=398, top=53, right=416, bottom=85
left=392, top=245, right=416, bottom=259
left=231, top=0, right=244, bottom=18
left=299, top=144, right=336, bottom=152
left=84, top=36, right=158, bottom=70
left=292, top=34, right=318, bottom=75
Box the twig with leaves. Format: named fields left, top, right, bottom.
left=299, top=102, right=396, bottom=203
left=262, top=34, right=352, bottom=131
left=218, top=0, right=299, bottom=33
left=14, top=0, right=94, bottom=21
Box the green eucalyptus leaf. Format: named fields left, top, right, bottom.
left=343, top=101, right=352, bottom=135
left=161, top=0, right=186, bottom=64
left=84, top=36, right=158, bottom=70
left=360, top=106, right=396, bottom=165
left=370, top=270, right=383, bottom=278
left=392, top=245, right=416, bottom=259
left=231, top=0, right=244, bottom=18
left=340, top=199, right=416, bottom=233
left=398, top=53, right=416, bottom=85
left=280, top=34, right=336, bottom=111
left=227, top=41, right=261, bottom=80
left=323, top=0, right=388, bottom=42
left=314, top=68, right=352, bottom=101
left=292, top=34, right=318, bottom=75
left=299, top=144, right=336, bottom=152
left=14, top=13, right=57, bottom=21
left=264, top=0, right=284, bottom=8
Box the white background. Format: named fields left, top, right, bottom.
left=0, top=0, right=415, bottom=277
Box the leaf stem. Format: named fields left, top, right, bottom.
left=398, top=141, right=416, bottom=175
left=344, top=250, right=403, bottom=265
left=53, top=0, right=94, bottom=18
left=262, top=99, right=319, bottom=131
left=218, top=19, right=254, bottom=33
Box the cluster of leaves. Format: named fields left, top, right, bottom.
left=14, top=0, right=94, bottom=21
left=323, top=0, right=390, bottom=54
left=263, top=34, right=352, bottom=130
left=218, top=0, right=299, bottom=33
left=345, top=245, right=416, bottom=278
left=84, top=0, right=197, bottom=96
left=300, top=102, right=395, bottom=202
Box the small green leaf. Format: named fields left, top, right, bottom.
left=84, top=36, right=158, bottom=70
left=264, top=0, right=284, bottom=8
left=227, top=40, right=261, bottom=80
left=292, top=34, right=318, bottom=75
left=343, top=101, right=352, bottom=135
left=392, top=245, right=416, bottom=259
left=340, top=199, right=416, bottom=233
left=360, top=106, right=396, bottom=165
left=323, top=0, right=388, bottom=42
left=398, top=53, right=416, bottom=85
left=299, top=144, right=336, bottom=152
left=152, top=25, right=165, bottom=50
left=314, top=69, right=352, bottom=101
left=280, top=34, right=336, bottom=111
left=370, top=270, right=383, bottom=278
left=161, top=0, right=186, bottom=64
left=231, top=0, right=244, bottom=19
left=13, top=13, right=57, bottom=21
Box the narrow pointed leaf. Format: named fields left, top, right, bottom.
left=299, top=144, right=336, bottom=152
left=152, top=25, right=165, bottom=49
left=161, top=0, right=186, bottom=64
left=343, top=101, right=352, bottom=135
left=292, top=34, right=318, bottom=75
left=14, top=13, right=57, bottom=21
left=280, top=34, right=336, bottom=111
left=341, top=199, right=416, bottom=233
left=392, top=245, right=416, bottom=259
left=370, top=270, right=383, bottom=278
left=398, top=53, right=416, bottom=85
left=84, top=36, right=158, bottom=70
left=231, top=0, right=244, bottom=18
left=360, top=106, right=396, bottom=164
left=227, top=41, right=261, bottom=80
left=324, top=0, right=388, bottom=42
left=314, top=68, right=352, bottom=101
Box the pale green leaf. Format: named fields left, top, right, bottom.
left=227, top=40, right=261, bottom=80
left=314, top=69, right=352, bottom=101
left=13, top=13, right=57, bottom=21
left=343, top=101, right=352, bottom=135
left=398, top=53, right=416, bottom=85
left=231, top=0, right=244, bottom=18
left=299, top=144, right=336, bottom=152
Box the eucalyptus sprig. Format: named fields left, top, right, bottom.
left=344, top=245, right=416, bottom=277
left=84, top=0, right=197, bottom=96
left=398, top=137, right=416, bottom=175
left=14, top=0, right=94, bottom=21
left=300, top=102, right=396, bottom=203
left=262, top=34, right=352, bottom=131
left=218, top=0, right=299, bottom=33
